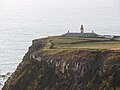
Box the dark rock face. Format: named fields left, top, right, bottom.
left=2, top=39, right=120, bottom=90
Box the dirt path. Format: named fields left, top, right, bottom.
left=110, top=48, right=120, bottom=50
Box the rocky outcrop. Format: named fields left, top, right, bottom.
left=2, top=38, right=120, bottom=90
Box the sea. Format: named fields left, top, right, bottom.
left=0, top=0, right=120, bottom=89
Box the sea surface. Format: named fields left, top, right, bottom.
left=0, top=0, right=120, bottom=89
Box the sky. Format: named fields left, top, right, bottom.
left=0, top=0, right=120, bottom=35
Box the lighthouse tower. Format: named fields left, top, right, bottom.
left=80, top=25, right=84, bottom=33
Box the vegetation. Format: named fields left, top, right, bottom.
left=45, top=36, right=120, bottom=50
left=112, top=87, right=120, bottom=90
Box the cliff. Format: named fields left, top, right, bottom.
left=2, top=37, right=120, bottom=90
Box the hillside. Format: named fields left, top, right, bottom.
left=2, top=36, right=120, bottom=90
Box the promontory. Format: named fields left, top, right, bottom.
left=2, top=36, right=120, bottom=90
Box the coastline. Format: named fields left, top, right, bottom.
left=2, top=36, right=120, bottom=90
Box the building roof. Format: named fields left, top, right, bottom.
left=62, top=32, right=99, bottom=37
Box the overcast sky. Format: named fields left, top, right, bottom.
left=0, top=0, right=120, bottom=35
left=0, top=0, right=119, bottom=10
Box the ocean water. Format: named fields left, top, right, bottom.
left=0, top=0, right=120, bottom=89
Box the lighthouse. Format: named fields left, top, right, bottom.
left=80, top=25, right=84, bottom=33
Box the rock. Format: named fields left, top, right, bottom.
left=0, top=72, right=12, bottom=80
left=0, top=83, right=3, bottom=85
left=0, top=75, right=7, bottom=80
left=6, top=72, right=12, bottom=76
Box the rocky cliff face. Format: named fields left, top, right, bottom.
left=2, top=38, right=120, bottom=90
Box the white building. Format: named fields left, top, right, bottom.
left=113, top=36, right=120, bottom=41
left=62, top=25, right=99, bottom=38
left=103, top=35, right=114, bottom=39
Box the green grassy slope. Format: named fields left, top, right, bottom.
left=47, top=36, right=120, bottom=50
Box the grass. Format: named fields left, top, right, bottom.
left=114, top=87, right=120, bottom=90
left=112, top=87, right=120, bottom=90
left=48, top=36, right=120, bottom=49
left=43, top=36, right=120, bottom=54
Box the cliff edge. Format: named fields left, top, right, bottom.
left=2, top=36, right=120, bottom=90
